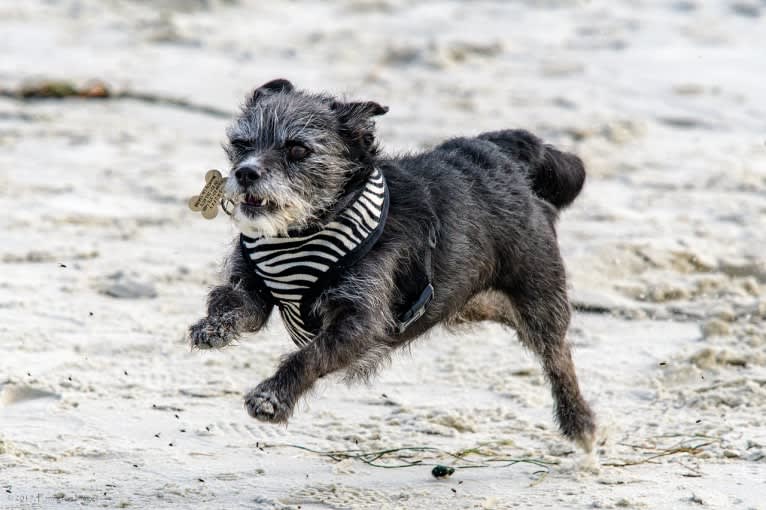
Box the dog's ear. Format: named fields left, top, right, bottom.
left=331, top=100, right=388, bottom=160
left=331, top=101, right=388, bottom=125
left=248, top=79, right=294, bottom=105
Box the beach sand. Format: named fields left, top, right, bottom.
left=1, top=1, right=765, bottom=508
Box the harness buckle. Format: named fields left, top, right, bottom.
left=397, top=283, right=434, bottom=334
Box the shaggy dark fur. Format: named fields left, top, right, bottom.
left=189, top=79, right=596, bottom=451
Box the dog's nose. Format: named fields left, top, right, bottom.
left=234, top=166, right=262, bottom=187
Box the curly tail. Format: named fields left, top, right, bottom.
left=478, top=129, right=586, bottom=209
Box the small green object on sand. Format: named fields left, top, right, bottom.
left=431, top=465, right=455, bottom=479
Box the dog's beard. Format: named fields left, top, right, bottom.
left=224, top=174, right=316, bottom=237
left=232, top=208, right=297, bottom=238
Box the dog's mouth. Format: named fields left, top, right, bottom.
left=240, top=194, right=276, bottom=216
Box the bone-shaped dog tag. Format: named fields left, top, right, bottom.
left=188, top=169, right=226, bottom=219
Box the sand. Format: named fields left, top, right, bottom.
left=1, top=0, right=765, bottom=508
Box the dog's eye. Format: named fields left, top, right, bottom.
left=230, top=139, right=250, bottom=152
left=286, top=143, right=310, bottom=162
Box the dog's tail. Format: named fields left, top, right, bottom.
left=478, top=129, right=585, bottom=209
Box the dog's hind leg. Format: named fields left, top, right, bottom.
left=499, top=249, right=596, bottom=452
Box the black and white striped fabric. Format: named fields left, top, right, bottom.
left=240, top=168, right=389, bottom=347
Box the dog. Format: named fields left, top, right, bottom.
left=189, top=78, right=596, bottom=451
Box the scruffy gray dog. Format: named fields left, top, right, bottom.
left=189, top=79, right=596, bottom=451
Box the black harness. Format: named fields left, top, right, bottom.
left=240, top=168, right=435, bottom=346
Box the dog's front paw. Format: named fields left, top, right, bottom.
left=244, top=383, right=292, bottom=423
left=189, top=313, right=238, bottom=350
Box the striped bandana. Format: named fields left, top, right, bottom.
left=240, top=168, right=390, bottom=347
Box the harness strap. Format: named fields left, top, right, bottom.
left=396, top=224, right=437, bottom=334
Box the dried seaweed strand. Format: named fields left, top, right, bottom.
left=265, top=443, right=555, bottom=473
left=0, top=86, right=231, bottom=119
left=603, top=441, right=716, bottom=467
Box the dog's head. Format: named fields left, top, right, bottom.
left=223, top=79, right=388, bottom=237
